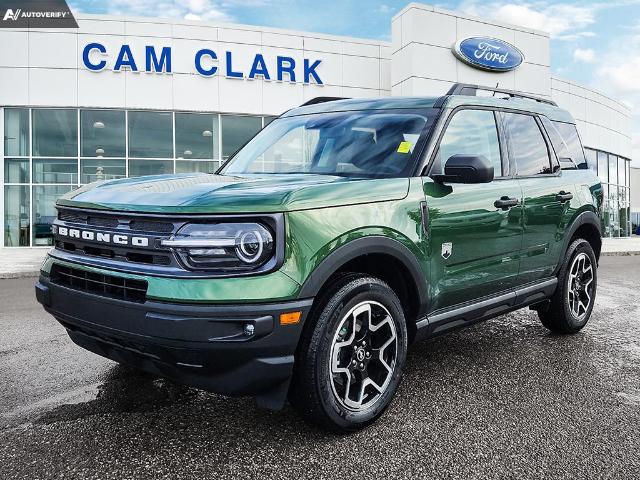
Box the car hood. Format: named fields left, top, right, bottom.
left=57, top=173, right=410, bottom=214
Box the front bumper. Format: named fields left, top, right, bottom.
left=36, top=275, right=313, bottom=409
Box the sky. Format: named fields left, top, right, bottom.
left=68, top=0, right=640, bottom=164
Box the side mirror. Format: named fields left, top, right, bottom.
left=435, top=154, right=494, bottom=184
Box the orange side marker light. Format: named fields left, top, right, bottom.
left=280, top=311, right=302, bottom=325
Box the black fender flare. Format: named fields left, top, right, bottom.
left=554, top=210, right=602, bottom=274
left=297, top=236, right=428, bottom=317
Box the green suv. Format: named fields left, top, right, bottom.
left=36, top=84, right=603, bottom=431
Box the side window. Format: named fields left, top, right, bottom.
left=552, top=121, right=587, bottom=169
left=431, top=109, right=502, bottom=176
left=503, top=113, right=552, bottom=176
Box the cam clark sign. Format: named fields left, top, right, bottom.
left=82, top=42, right=324, bottom=85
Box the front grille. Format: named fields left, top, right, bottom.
left=51, top=265, right=148, bottom=303
left=129, top=219, right=173, bottom=233
left=54, top=208, right=178, bottom=269
left=88, top=216, right=119, bottom=228
left=57, top=209, right=174, bottom=233
left=55, top=241, right=172, bottom=266
left=58, top=210, right=85, bottom=223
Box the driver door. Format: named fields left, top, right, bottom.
left=423, top=108, right=524, bottom=313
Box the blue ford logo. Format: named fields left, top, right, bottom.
left=453, top=37, right=524, bottom=72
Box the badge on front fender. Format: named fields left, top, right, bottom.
left=441, top=242, right=452, bottom=259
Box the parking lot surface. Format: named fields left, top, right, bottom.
left=1, top=256, right=639, bottom=479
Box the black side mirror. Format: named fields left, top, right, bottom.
left=434, top=154, right=494, bottom=184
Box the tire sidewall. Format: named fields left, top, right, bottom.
left=313, top=278, right=407, bottom=430
left=558, top=239, right=598, bottom=330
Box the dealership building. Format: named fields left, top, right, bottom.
left=0, top=2, right=635, bottom=247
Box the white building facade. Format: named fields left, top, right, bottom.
left=0, top=2, right=634, bottom=247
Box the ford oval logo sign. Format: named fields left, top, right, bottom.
left=453, top=37, right=524, bottom=72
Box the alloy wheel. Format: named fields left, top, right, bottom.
left=329, top=301, right=398, bottom=411
left=567, top=252, right=594, bottom=320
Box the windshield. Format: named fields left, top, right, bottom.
left=220, top=110, right=435, bottom=178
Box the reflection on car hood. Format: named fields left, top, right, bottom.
left=57, top=173, right=410, bottom=213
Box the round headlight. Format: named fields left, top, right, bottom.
left=236, top=230, right=264, bottom=263
left=161, top=222, right=274, bottom=272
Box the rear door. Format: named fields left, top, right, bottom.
left=501, top=112, right=576, bottom=284
left=424, top=108, right=523, bottom=312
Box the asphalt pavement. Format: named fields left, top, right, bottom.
left=1, top=256, right=639, bottom=479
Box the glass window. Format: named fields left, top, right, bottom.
left=4, top=185, right=30, bottom=246
left=175, top=160, right=217, bottom=174
left=128, top=111, right=173, bottom=158
left=32, top=109, right=77, bottom=157
left=4, top=108, right=29, bottom=156
left=32, top=185, right=74, bottom=246
left=175, top=113, right=217, bottom=159
left=4, top=159, right=29, bottom=183
left=221, top=115, right=262, bottom=159
left=33, top=159, right=77, bottom=184
left=222, top=111, right=431, bottom=177
left=551, top=121, right=587, bottom=169
left=609, top=155, right=618, bottom=185
left=81, top=110, right=125, bottom=157
left=597, top=151, right=608, bottom=183
left=585, top=148, right=597, bottom=175
left=128, top=159, right=173, bottom=177
left=618, top=157, right=626, bottom=188
left=263, top=116, right=277, bottom=126
left=432, top=109, right=502, bottom=176
left=81, top=159, right=126, bottom=184
left=503, top=113, right=552, bottom=176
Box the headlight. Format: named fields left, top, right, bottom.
left=161, top=222, right=274, bottom=272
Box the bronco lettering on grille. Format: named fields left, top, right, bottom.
left=53, top=225, right=150, bottom=247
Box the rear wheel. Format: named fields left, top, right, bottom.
left=538, top=238, right=597, bottom=333
left=289, top=275, right=407, bottom=432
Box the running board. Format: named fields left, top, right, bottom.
left=414, top=278, right=557, bottom=341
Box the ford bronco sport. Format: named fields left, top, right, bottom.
left=36, top=84, right=603, bottom=431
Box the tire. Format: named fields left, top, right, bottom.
left=538, top=238, right=598, bottom=334
left=289, top=274, right=408, bottom=432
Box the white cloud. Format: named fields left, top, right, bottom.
left=599, top=57, right=640, bottom=93
left=459, top=1, right=597, bottom=38
left=103, top=0, right=232, bottom=22
left=573, top=48, right=596, bottom=63
left=376, top=4, right=393, bottom=14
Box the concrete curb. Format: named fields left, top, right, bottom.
left=601, top=251, right=640, bottom=256
left=0, top=271, right=40, bottom=280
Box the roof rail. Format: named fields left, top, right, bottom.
left=300, top=97, right=349, bottom=106
left=445, top=83, right=557, bottom=107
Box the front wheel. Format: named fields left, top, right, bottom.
left=289, top=275, right=408, bottom=432
left=538, top=238, right=598, bottom=334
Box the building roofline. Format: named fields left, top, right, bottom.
left=392, top=2, right=550, bottom=38
left=73, top=12, right=392, bottom=48
left=551, top=75, right=632, bottom=115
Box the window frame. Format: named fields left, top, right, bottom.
left=424, top=105, right=510, bottom=180
left=498, top=110, right=560, bottom=179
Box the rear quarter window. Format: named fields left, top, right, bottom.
left=541, top=117, right=587, bottom=170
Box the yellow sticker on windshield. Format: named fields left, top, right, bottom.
left=397, top=141, right=412, bottom=154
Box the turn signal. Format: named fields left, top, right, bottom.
left=280, top=311, right=302, bottom=325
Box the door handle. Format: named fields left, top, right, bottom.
left=494, top=196, right=519, bottom=210
left=556, top=191, right=573, bottom=202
